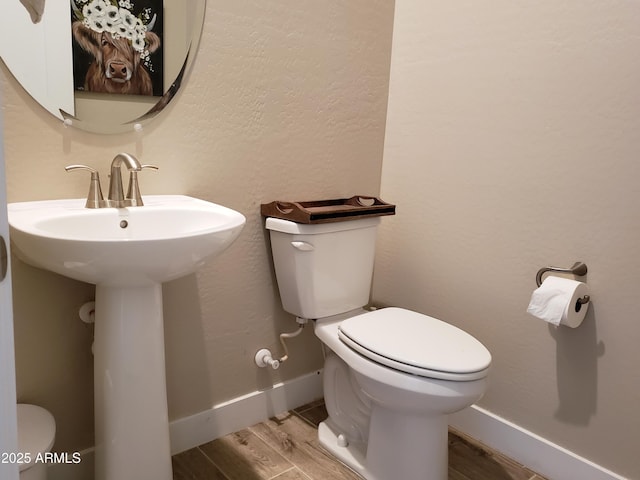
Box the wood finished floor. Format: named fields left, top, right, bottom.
left=172, top=400, right=548, bottom=480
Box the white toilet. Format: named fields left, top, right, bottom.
left=17, top=404, right=55, bottom=480
left=265, top=216, right=492, bottom=480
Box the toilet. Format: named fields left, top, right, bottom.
left=265, top=215, right=491, bottom=480
left=17, top=404, right=55, bottom=480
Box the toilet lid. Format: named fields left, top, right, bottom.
left=338, top=308, right=491, bottom=381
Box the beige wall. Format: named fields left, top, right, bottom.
left=374, top=1, right=640, bottom=478
left=1, top=0, right=394, bottom=452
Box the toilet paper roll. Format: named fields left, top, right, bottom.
left=526, top=276, right=590, bottom=328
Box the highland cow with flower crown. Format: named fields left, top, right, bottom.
left=71, top=0, right=163, bottom=96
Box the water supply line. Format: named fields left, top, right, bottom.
left=255, top=317, right=308, bottom=369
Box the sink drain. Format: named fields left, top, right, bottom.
left=120, top=220, right=129, bottom=229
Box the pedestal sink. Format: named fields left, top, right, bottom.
left=8, top=195, right=246, bottom=480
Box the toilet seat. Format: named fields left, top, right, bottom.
left=338, top=308, right=491, bottom=381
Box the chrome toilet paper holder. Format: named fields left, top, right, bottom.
left=535, top=261, right=591, bottom=311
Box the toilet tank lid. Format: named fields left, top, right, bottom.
left=265, top=216, right=380, bottom=234
left=17, top=404, right=56, bottom=471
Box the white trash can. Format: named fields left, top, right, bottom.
left=17, top=404, right=56, bottom=480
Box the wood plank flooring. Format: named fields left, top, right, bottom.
left=172, top=400, right=547, bottom=480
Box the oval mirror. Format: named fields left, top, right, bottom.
left=0, top=0, right=205, bottom=134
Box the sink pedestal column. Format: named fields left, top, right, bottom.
left=94, top=284, right=172, bottom=480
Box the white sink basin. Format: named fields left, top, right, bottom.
left=8, top=195, right=246, bottom=286
left=7, top=194, right=246, bottom=480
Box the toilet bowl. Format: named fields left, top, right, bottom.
left=17, top=404, right=55, bottom=480
left=265, top=214, right=492, bottom=480
left=314, top=309, right=489, bottom=480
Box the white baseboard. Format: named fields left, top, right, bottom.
left=450, top=405, right=628, bottom=480
left=49, top=370, right=324, bottom=480
left=169, top=369, right=324, bottom=455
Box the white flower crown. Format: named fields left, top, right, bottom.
left=72, top=0, right=157, bottom=69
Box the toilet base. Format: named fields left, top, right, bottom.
left=318, top=409, right=448, bottom=480
left=318, top=420, right=367, bottom=478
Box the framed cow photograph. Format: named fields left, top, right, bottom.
left=71, top=0, right=164, bottom=97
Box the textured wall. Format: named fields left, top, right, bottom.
left=1, top=0, right=394, bottom=452
left=374, top=1, right=640, bottom=478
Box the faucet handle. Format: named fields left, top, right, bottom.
left=65, top=164, right=105, bottom=208
left=126, top=164, right=159, bottom=207
left=65, top=164, right=97, bottom=173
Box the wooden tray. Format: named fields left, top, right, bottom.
left=261, top=196, right=395, bottom=224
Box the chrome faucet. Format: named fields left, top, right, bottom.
left=65, top=153, right=158, bottom=208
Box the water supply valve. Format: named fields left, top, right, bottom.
left=254, top=349, right=280, bottom=369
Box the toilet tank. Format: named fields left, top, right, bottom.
left=266, top=216, right=380, bottom=319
